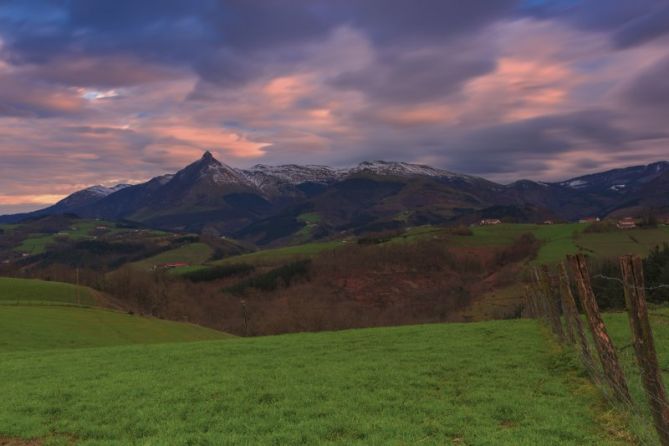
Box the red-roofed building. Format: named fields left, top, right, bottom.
left=617, top=217, right=637, bottom=230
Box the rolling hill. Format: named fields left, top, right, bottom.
left=0, top=306, right=230, bottom=351
left=0, top=277, right=96, bottom=306
left=0, top=277, right=231, bottom=351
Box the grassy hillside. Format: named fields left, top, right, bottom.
left=0, top=318, right=631, bottom=445
left=0, top=306, right=230, bottom=352
left=212, top=240, right=345, bottom=266
left=13, top=220, right=117, bottom=254
left=577, top=227, right=669, bottom=258
left=442, top=223, right=669, bottom=264
left=0, top=277, right=96, bottom=306
left=130, top=242, right=214, bottom=270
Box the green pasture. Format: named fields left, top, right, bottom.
left=213, top=240, right=344, bottom=266
left=0, top=306, right=230, bottom=352
left=0, top=317, right=635, bottom=445
left=130, top=242, right=214, bottom=270
left=0, top=277, right=96, bottom=306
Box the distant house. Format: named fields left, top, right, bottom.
left=480, top=219, right=502, bottom=225
left=617, top=217, right=637, bottom=230
left=579, top=217, right=600, bottom=224
left=543, top=220, right=554, bottom=225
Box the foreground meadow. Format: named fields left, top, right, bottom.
left=0, top=309, right=629, bottom=446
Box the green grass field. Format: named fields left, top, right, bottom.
left=0, top=306, right=230, bottom=352
left=13, top=221, right=104, bottom=254
left=577, top=227, right=669, bottom=258
left=531, top=223, right=584, bottom=264
left=130, top=242, right=214, bottom=270
left=442, top=223, right=669, bottom=264
left=0, top=316, right=637, bottom=445
left=603, top=309, right=669, bottom=444
left=0, top=277, right=96, bottom=306
left=16, top=233, right=58, bottom=254
left=213, top=240, right=345, bottom=266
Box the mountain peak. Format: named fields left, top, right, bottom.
left=199, top=150, right=220, bottom=165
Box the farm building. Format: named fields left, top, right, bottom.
left=154, top=262, right=190, bottom=270
left=578, top=217, right=600, bottom=223
left=480, top=219, right=502, bottom=225
left=617, top=217, right=637, bottom=230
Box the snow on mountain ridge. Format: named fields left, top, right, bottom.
left=348, top=160, right=467, bottom=179
left=85, top=184, right=131, bottom=196
left=243, top=164, right=341, bottom=185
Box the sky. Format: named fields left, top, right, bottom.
left=1, top=0, right=669, bottom=214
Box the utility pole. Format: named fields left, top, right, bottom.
left=76, top=267, right=80, bottom=305
left=241, top=299, right=248, bottom=336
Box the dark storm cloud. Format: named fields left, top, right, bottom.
left=622, top=56, right=669, bottom=108
left=612, top=3, right=669, bottom=48
left=443, top=110, right=655, bottom=174
left=0, top=0, right=517, bottom=88
left=332, top=44, right=495, bottom=104
left=522, top=0, right=669, bottom=48
left=334, top=0, right=518, bottom=43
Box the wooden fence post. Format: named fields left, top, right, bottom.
left=524, top=286, right=536, bottom=319
left=556, top=264, right=576, bottom=345
left=535, top=266, right=565, bottom=342
left=530, top=272, right=546, bottom=321
left=558, top=262, right=594, bottom=370
left=567, top=254, right=631, bottom=404
left=620, top=255, right=669, bottom=445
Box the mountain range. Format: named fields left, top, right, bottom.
left=2, top=151, right=668, bottom=245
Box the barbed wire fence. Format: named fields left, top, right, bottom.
left=526, top=254, right=669, bottom=445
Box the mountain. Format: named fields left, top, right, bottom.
left=508, top=161, right=669, bottom=220
left=0, top=183, right=131, bottom=224
left=1, top=152, right=668, bottom=245
left=49, top=184, right=131, bottom=211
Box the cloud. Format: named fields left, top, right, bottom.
left=21, top=55, right=184, bottom=88
left=613, top=3, right=669, bottom=48
left=332, top=42, right=495, bottom=104
left=0, top=74, right=86, bottom=117
left=622, top=55, right=669, bottom=109
left=1, top=1, right=669, bottom=209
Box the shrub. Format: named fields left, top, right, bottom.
left=494, top=233, right=541, bottom=266
left=639, top=212, right=658, bottom=229
left=448, top=225, right=473, bottom=236
left=357, top=229, right=405, bottom=245
left=583, top=221, right=616, bottom=233
left=226, top=260, right=311, bottom=295
left=182, top=263, right=255, bottom=283
left=589, top=258, right=624, bottom=309
left=644, top=243, right=669, bottom=303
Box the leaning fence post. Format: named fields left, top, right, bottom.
left=558, top=262, right=594, bottom=370
left=567, top=254, right=631, bottom=404
left=535, top=266, right=565, bottom=342
left=620, top=255, right=669, bottom=445
left=524, top=286, right=536, bottom=319
left=531, top=270, right=548, bottom=323
left=556, top=264, right=576, bottom=345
